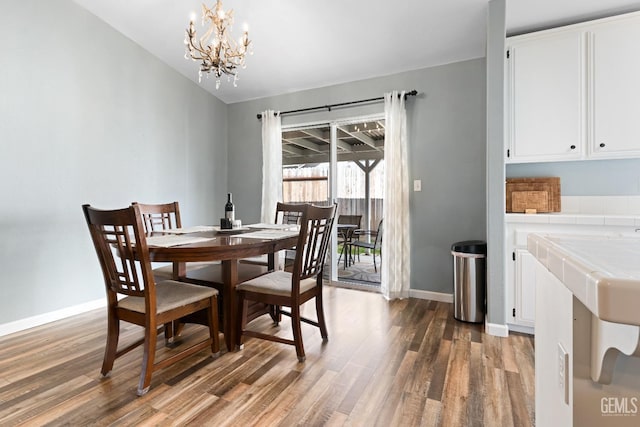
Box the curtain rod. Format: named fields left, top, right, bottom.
left=256, top=89, right=418, bottom=120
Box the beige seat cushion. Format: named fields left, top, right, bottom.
left=118, top=281, right=217, bottom=314
left=236, top=271, right=317, bottom=297
left=152, top=261, right=219, bottom=280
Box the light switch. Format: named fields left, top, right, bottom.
left=413, top=179, right=422, bottom=192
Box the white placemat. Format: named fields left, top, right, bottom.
left=212, top=226, right=251, bottom=233
left=240, top=230, right=300, bottom=240
left=160, top=225, right=217, bottom=234
left=246, top=223, right=300, bottom=231
left=145, top=235, right=215, bottom=247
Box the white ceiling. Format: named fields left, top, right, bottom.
left=72, top=0, right=640, bottom=104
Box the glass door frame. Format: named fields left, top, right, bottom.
left=282, top=112, right=385, bottom=282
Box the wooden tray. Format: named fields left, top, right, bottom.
left=506, top=177, right=560, bottom=213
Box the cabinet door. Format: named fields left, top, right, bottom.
left=591, top=15, right=640, bottom=158
left=515, top=248, right=536, bottom=328
left=507, top=31, right=585, bottom=163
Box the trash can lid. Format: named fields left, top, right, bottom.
left=451, top=240, right=487, bottom=254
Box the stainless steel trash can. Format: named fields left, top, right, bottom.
left=451, top=240, right=487, bottom=323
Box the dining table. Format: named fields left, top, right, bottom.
left=144, top=226, right=299, bottom=351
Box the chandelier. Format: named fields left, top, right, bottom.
left=184, top=1, right=252, bottom=89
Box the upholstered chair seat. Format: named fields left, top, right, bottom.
left=237, top=271, right=317, bottom=297
left=118, top=281, right=217, bottom=314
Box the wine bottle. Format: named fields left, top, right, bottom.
left=225, top=193, right=235, bottom=221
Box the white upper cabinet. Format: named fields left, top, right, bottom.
left=590, top=14, right=640, bottom=158
left=506, top=11, right=640, bottom=163
left=507, top=30, right=585, bottom=163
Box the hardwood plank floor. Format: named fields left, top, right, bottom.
left=0, top=286, right=534, bottom=426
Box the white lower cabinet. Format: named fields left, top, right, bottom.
left=514, top=249, right=536, bottom=328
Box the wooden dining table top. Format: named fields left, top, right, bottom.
left=145, top=230, right=299, bottom=263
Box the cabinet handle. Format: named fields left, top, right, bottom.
left=570, top=145, right=576, bottom=150
left=599, top=142, right=606, bottom=148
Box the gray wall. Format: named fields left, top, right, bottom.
left=507, top=160, right=640, bottom=195
left=0, top=0, right=228, bottom=324
left=228, top=59, right=487, bottom=294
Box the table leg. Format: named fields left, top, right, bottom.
left=222, top=259, right=238, bottom=352
left=170, top=262, right=188, bottom=340
left=343, top=234, right=348, bottom=270
left=268, top=252, right=275, bottom=271
left=266, top=251, right=281, bottom=324
left=344, top=251, right=347, bottom=269
left=172, top=262, right=186, bottom=280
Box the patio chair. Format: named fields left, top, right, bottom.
left=351, top=219, right=383, bottom=272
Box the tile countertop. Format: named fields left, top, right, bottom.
left=506, top=213, right=640, bottom=227
left=527, top=233, right=640, bottom=326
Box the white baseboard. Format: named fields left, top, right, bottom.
left=485, top=322, right=509, bottom=337
left=0, top=298, right=105, bottom=338
left=507, top=323, right=534, bottom=335
left=409, top=289, right=454, bottom=303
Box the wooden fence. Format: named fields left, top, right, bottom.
left=283, top=195, right=382, bottom=231
left=283, top=171, right=383, bottom=231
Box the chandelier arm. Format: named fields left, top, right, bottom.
left=186, top=26, right=209, bottom=61
left=186, top=37, right=209, bottom=62
left=197, top=39, right=213, bottom=57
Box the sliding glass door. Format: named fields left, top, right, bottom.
left=281, top=114, right=384, bottom=286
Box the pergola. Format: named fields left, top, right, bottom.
left=282, top=120, right=385, bottom=235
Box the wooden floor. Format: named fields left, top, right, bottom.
left=0, top=286, right=534, bottom=426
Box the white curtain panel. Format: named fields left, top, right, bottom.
left=261, top=110, right=283, bottom=223
left=381, top=91, right=411, bottom=300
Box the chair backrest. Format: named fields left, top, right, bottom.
left=133, top=201, right=182, bottom=232
left=374, top=219, right=383, bottom=248
left=83, top=204, right=155, bottom=300
left=293, top=204, right=337, bottom=283
left=275, top=202, right=304, bottom=226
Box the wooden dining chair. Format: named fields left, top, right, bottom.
left=133, top=201, right=215, bottom=280
left=83, top=204, right=219, bottom=396
left=136, top=201, right=182, bottom=231
left=239, top=201, right=304, bottom=268
left=235, top=203, right=337, bottom=362
left=275, top=202, right=305, bottom=227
